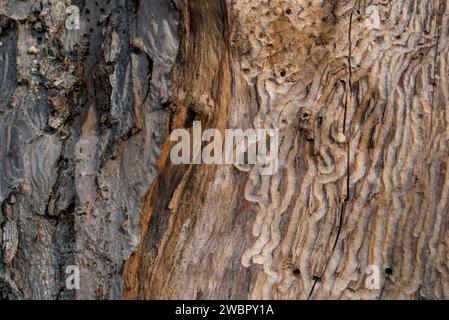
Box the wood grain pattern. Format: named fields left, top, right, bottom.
left=0, top=0, right=448, bottom=300
left=124, top=0, right=449, bottom=299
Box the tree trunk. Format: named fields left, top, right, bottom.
left=1, top=0, right=448, bottom=300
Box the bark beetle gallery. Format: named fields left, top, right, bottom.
left=0, top=0, right=448, bottom=300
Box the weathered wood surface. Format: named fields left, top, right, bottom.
left=1, top=0, right=448, bottom=300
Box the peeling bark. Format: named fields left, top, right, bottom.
left=1, top=0, right=449, bottom=300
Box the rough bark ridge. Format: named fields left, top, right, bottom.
left=0, top=0, right=178, bottom=299
left=1, top=0, right=449, bottom=300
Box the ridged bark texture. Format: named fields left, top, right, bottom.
left=0, top=0, right=448, bottom=300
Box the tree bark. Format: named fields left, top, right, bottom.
left=1, top=0, right=448, bottom=300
